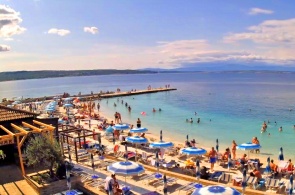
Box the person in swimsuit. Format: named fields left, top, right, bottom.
left=137, top=118, right=141, bottom=128
left=232, top=140, right=237, bottom=159
left=209, top=147, right=217, bottom=172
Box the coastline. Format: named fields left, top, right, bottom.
left=97, top=103, right=270, bottom=166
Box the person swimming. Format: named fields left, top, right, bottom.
left=159, top=108, right=162, bottom=111
left=279, top=126, right=283, bottom=132
left=152, top=108, right=156, bottom=112
left=189, top=118, right=193, bottom=123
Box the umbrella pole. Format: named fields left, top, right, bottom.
left=135, top=144, right=137, bottom=161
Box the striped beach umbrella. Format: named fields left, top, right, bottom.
left=126, top=136, right=148, bottom=144
left=129, top=127, right=148, bottom=133
left=279, top=147, right=284, bottom=161
left=65, top=162, right=71, bottom=190
left=216, top=139, right=219, bottom=152
left=107, top=161, right=145, bottom=183
left=90, top=153, right=95, bottom=173
left=64, top=103, right=73, bottom=107
left=237, top=142, right=261, bottom=158
left=290, top=174, right=293, bottom=194
left=150, top=130, right=174, bottom=149
left=105, top=126, right=114, bottom=133
left=180, top=147, right=207, bottom=156
left=192, top=185, right=241, bottom=195
left=242, top=168, right=247, bottom=195
left=163, top=174, right=168, bottom=195
left=114, top=124, right=130, bottom=130
left=196, top=160, right=200, bottom=183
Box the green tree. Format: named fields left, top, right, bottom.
left=25, top=134, right=63, bottom=177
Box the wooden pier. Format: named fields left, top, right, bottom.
left=100, top=88, right=177, bottom=98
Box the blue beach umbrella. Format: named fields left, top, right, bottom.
left=237, top=142, right=261, bottom=158
left=105, top=126, right=114, bottom=133
left=192, top=185, right=241, bottom=195
left=65, top=162, right=71, bottom=191
left=242, top=168, right=247, bottom=195
left=129, top=127, right=148, bottom=133
left=150, top=130, right=174, bottom=149
left=180, top=147, right=207, bottom=156
left=216, top=139, right=219, bottom=152
left=126, top=136, right=148, bottom=144
left=64, top=97, right=73, bottom=101
left=290, top=174, right=293, bottom=194
left=107, top=161, right=145, bottom=183
left=196, top=160, right=201, bottom=183
left=279, top=147, right=284, bottom=161
left=114, top=124, right=130, bottom=130
left=64, top=103, right=73, bottom=107
left=163, top=174, right=168, bottom=195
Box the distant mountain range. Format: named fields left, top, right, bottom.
left=1, top=64, right=295, bottom=82
left=144, top=63, right=295, bottom=72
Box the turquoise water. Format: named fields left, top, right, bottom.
left=1, top=72, right=295, bottom=159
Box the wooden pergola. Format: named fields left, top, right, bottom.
left=0, top=120, right=55, bottom=175
left=59, top=124, right=101, bottom=163
left=0, top=105, right=55, bottom=176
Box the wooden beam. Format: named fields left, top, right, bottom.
left=19, top=134, right=27, bottom=148
left=0, top=125, right=14, bottom=136
left=11, top=123, right=28, bottom=134
left=22, top=122, right=42, bottom=133
left=16, top=136, right=25, bottom=176
left=33, top=120, right=55, bottom=130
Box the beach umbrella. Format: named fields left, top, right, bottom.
left=279, top=147, right=284, bottom=161
left=216, top=139, right=219, bottom=152
left=107, top=161, right=145, bottom=183
left=149, top=130, right=174, bottom=149
left=105, top=126, right=114, bottom=133
left=129, top=127, right=148, bottom=133
left=196, top=160, right=201, bottom=183
left=90, top=153, right=95, bottom=173
left=64, top=97, right=73, bottom=101
left=163, top=174, right=168, bottom=195
left=192, top=185, right=241, bottom=195
left=64, top=103, right=73, bottom=107
left=113, top=124, right=130, bottom=130
left=242, top=168, right=247, bottom=195
left=180, top=147, right=207, bottom=156
left=290, top=174, right=293, bottom=194
left=237, top=142, right=261, bottom=158
left=126, top=136, right=148, bottom=160
left=228, top=153, right=232, bottom=170
left=65, top=162, right=71, bottom=191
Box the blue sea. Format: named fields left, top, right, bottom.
left=1, top=72, right=295, bottom=159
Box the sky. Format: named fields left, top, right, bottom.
left=0, top=0, right=295, bottom=71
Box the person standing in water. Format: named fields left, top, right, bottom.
left=137, top=118, right=141, bottom=128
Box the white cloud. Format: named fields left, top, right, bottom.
left=0, top=5, right=26, bottom=38
left=248, top=8, right=274, bottom=15
left=223, top=18, right=295, bottom=44
left=84, top=27, right=98, bottom=34
left=48, top=28, right=70, bottom=36
left=0, top=44, right=10, bottom=52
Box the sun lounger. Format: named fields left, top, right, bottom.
left=218, top=173, right=232, bottom=184
left=265, top=178, right=281, bottom=190
left=209, top=171, right=224, bottom=181
left=176, top=182, right=197, bottom=195
left=246, top=176, right=257, bottom=189
left=162, top=160, right=176, bottom=169
left=153, top=177, right=177, bottom=187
